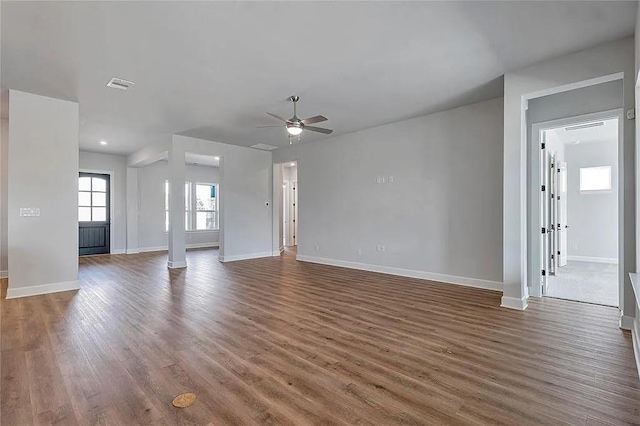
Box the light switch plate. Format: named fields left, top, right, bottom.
left=20, top=208, right=40, bottom=217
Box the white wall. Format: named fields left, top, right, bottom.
left=503, top=37, right=635, bottom=311
left=138, top=161, right=220, bottom=250
left=7, top=90, right=79, bottom=298
left=274, top=97, right=504, bottom=289
left=79, top=151, right=127, bottom=253
left=566, top=141, right=618, bottom=261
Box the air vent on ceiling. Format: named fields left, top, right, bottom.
left=251, top=143, right=279, bottom=151
left=564, top=121, right=604, bottom=131
left=106, top=77, right=135, bottom=91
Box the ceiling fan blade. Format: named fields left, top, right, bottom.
left=300, top=115, right=327, bottom=125
left=304, top=126, right=333, bottom=134
left=255, top=125, right=282, bottom=128
left=266, top=112, right=288, bottom=122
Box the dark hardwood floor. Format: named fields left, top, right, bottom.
left=1, top=248, right=639, bottom=425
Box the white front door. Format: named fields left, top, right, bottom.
left=558, top=162, right=568, bottom=267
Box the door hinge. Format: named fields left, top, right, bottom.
left=541, top=227, right=546, bottom=234
left=558, top=251, right=561, bottom=255
left=542, top=270, right=546, bottom=276
left=551, top=254, right=554, bottom=260
left=541, top=142, right=546, bottom=149
left=541, top=185, right=546, bottom=191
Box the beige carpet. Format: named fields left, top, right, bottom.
left=547, top=261, right=618, bottom=307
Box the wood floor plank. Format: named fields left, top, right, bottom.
left=1, top=248, right=639, bottom=425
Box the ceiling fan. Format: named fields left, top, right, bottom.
left=258, top=96, right=333, bottom=143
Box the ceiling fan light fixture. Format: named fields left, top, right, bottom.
left=286, top=123, right=303, bottom=136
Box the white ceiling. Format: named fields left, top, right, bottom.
left=2, top=1, right=636, bottom=155
left=547, top=117, right=619, bottom=146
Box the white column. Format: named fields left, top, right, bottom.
left=125, top=167, right=139, bottom=254
left=168, top=144, right=187, bottom=268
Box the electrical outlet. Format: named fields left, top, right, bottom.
left=376, top=244, right=386, bottom=253
left=388, top=176, right=394, bottom=183
left=20, top=208, right=40, bottom=217
left=356, top=248, right=362, bottom=256
left=314, top=245, right=320, bottom=251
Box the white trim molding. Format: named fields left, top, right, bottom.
left=111, top=249, right=126, bottom=255
left=631, top=317, right=640, bottom=379
left=6, top=280, right=80, bottom=299
left=137, top=243, right=219, bottom=254
left=567, top=256, right=618, bottom=264
left=619, top=314, right=634, bottom=331
left=167, top=260, right=187, bottom=269
left=296, top=255, right=503, bottom=292
left=219, top=252, right=273, bottom=263
left=0, top=270, right=7, bottom=279
left=501, top=295, right=529, bottom=311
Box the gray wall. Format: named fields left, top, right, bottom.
left=566, top=141, right=618, bottom=261
left=79, top=151, right=127, bottom=253
left=527, top=80, right=623, bottom=125
left=7, top=90, right=79, bottom=293
left=274, top=97, right=504, bottom=287
left=138, top=161, right=220, bottom=250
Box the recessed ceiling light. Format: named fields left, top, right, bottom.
left=100, top=140, right=108, bottom=145
left=214, top=156, right=220, bottom=160
left=106, top=77, right=134, bottom=91
left=290, top=162, right=295, bottom=166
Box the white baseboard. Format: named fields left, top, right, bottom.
left=621, top=314, right=634, bottom=331
left=631, top=317, right=640, bottom=379
left=567, top=255, right=618, bottom=264
left=137, top=243, right=219, bottom=254
left=219, top=251, right=273, bottom=263
left=6, top=280, right=80, bottom=299
left=0, top=270, right=7, bottom=279
left=296, top=255, right=503, bottom=292
left=501, top=295, right=529, bottom=310
left=126, top=248, right=140, bottom=254
left=167, top=260, right=187, bottom=269
left=139, top=246, right=167, bottom=253
left=111, top=249, right=126, bottom=255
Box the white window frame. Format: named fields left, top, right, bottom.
left=165, top=181, right=219, bottom=232
left=579, top=165, right=612, bottom=193
left=193, top=182, right=219, bottom=231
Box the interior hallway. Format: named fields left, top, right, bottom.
left=547, top=261, right=618, bottom=307
left=1, top=249, right=639, bottom=425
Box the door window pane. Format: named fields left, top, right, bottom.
left=78, top=192, right=91, bottom=206
left=92, top=192, right=106, bottom=207
left=79, top=177, right=91, bottom=191
left=78, top=207, right=91, bottom=221
left=92, top=177, right=107, bottom=192
left=92, top=207, right=106, bottom=221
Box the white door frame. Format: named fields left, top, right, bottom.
left=79, top=168, right=116, bottom=254
left=529, top=109, right=623, bottom=302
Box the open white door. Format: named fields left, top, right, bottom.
left=292, top=181, right=298, bottom=246
left=557, top=162, right=568, bottom=267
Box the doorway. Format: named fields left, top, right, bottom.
left=535, top=114, right=620, bottom=306
left=78, top=172, right=111, bottom=255
left=283, top=162, right=298, bottom=247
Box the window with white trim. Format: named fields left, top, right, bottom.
left=579, top=166, right=612, bottom=192
left=165, top=181, right=218, bottom=231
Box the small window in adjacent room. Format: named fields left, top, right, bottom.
left=195, top=183, right=218, bottom=230
left=579, top=166, right=612, bottom=192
